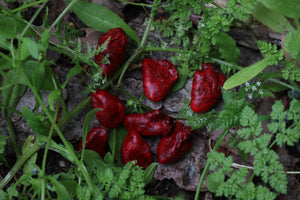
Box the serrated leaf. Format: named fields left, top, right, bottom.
left=143, top=162, right=158, bottom=185
left=22, top=107, right=49, bottom=135
left=214, top=32, right=240, bottom=64
left=262, top=0, right=300, bottom=19
left=206, top=171, right=224, bottom=193
left=223, top=57, right=272, bottom=90
left=253, top=3, right=295, bottom=34
left=65, top=0, right=140, bottom=44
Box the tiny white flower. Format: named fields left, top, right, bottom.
left=245, top=82, right=250, bottom=87
left=248, top=94, right=253, bottom=99
left=252, top=86, right=257, bottom=91
left=258, top=90, right=264, bottom=95
left=199, top=23, right=205, bottom=28
left=245, top=87, right=249, bottom=92
left=256, top=81, right=261, bottom=86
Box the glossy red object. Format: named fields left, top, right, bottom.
left=78, top=127, right=108, bottom=158
left=95, top=27, right=127, bottom=77
left=190, top=62, right=226, bottom=113
left=142, top=58, right=178, bottom=102
left=122, top=130, right=153, bottom=169
left=123, top=110, right=174, bottom=136
left=156, top=122, right=193, bottom=164
left=91, top=89, right=126, bottom=129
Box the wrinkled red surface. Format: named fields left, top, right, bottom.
left=91, top=89, right=126, bottom=129
left=190, top=62, right=226, bottom=113
left=78, top=127, right=108, bottom=158
left=142, top=58, right=178, bottom=102
left=95, top=27, right=127, bottom=77
left=123, top=110, right=174, bottom=136
left=157, top=122, right=193, bottom=164
left=122, top=130, right=153, bottom=169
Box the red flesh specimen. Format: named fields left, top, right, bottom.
left=91, top=89, right=126, bottom=129
left=122, top=130, right=153, bottom=169
left=157, top=122, right=193, bottom=164
left=78, top=127, right=108, bottom=158
left=123, top=110, right=174, bottom=136
left=190, top=62, right=226, bottom=113
left=95, top=27, right=127, bottom=77
left=142, top=58, right=178, bottom=102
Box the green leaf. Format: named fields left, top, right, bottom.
left=83, top=150, right=107, bottom=172
left=1, top=73, right=27, bottom=117
left=288, top=29, right=300, bottom=61
left=32, top=62, right=45, bottom=90
left=46, top=176, right=72, bottom=199
left=143, top=162, right=158, bottom=185
left=22, top=135, right=38, bottom=173
left=206, top=171, right=224, bottom=193
left=21, top=37, right=39, bottom=59
left=0, top=135, right=8, bottom=155
left=61, top=64, right=82, bottom=88
left=223, top=57, right=272, bottom=90
left=262, top=0, right=300, bottom=19
left=48, top=89, right=61, bottom=111
left=253, top=3, right=295, bottom=34
left=214, top=32, right=240, bottom=64
left=22, top=107, right=49, bottom=135
left=108, top=126, right=127, bottom=165
left=81, top=108, right=102, bottom=159
left=65, top=0, right=140, bottom=44
left=18, top=60, right=56, bottom=90
left=40, top=29, right=50, bottom=51
left=37, top=135, right=75, bottom=163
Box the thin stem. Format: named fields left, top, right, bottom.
left=145, top=47, right=185, bottom=53
left=41, top=102, right=59, bottom=200
left=19, top=0, right=49, bottom=39
left=18, top=68, right=94, bottom=190
left=0, top=143, right=41, bottom=189
left=194, top=128, right=230, bottom=200
left=5, top=117, right=20, bottom=160
left=49, top=0, right=78, bottom=31
left=118, top=0, right=152, bottom=7
left=140, top=0, right=160, bottom=48
left=117, top=47, right=145, bottom=85
left=11, top=0, right=47, bottom=13
left=269, top=78, right=300, bottom=91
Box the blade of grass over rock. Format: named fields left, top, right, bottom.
left=65, top=0, right=140, bottom=44
left=253, top=3, right=295, bottom=34
left=223, top=57, right=272, bottom=90
left=262, top=0, right=300, bottom=19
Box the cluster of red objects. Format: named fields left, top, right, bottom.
left=78, top=27, right=226, bottom=169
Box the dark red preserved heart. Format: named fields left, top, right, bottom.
left=190, top=62, right=226, bottom=113
left=91, top=89, right=126, bottom=129
left=123, top=110, right=174, bottom=136
left=142, top=58, right=178, bottom=102
left=156, top=122, right=193, bottom=164
left=78, top=127, right=108, bottom=158
left=122, top=130, right=153, bottom=169
left=95, top=27, right=127, bottom=77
